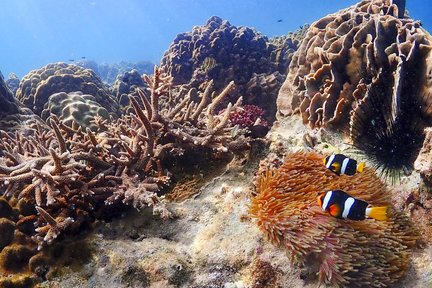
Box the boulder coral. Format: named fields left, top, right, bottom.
left=16, top=62, right=120, bottom=118
left=160, top=16, right=301, bottom=124
left=40, top=91, right=111, bottom=131
left=0, top=66, right=250, bottom=283
left=249, top=151, right=419, bottom=287
left=277, top=0, right=432, bottom=129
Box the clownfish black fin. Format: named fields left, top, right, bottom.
left=357, top=162, right=366, bottom=173
left=366, top=206, right=387, bottom=221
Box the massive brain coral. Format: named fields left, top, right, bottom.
left=16, top=62, right=120, bottom=118
left=249, top=151, right=419, bottom=287
left=277, top=0, right=432, bottom=128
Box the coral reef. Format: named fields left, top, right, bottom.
left=277, top=0, right=431, bottom=126
left=0, top=65, right=249, bottom=284
left=160, top=16, right=298, bottom=124
left=0, top=73, right=19, bottom=115
left=229, top=104, right=269, bottom=138
left=76, top=60, right=154, bottom=84
left=276, top=0, right=432, bottom=179
left=15, top=62, right=120, bottom=118
left=269, top=25, right=310, bottom=74
left=249, top=151, right=419, bottom=287
left=40, top=91, right=111, bottom=131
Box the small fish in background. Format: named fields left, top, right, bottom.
left=81, top=56, right=86, bottom=59
left=277, top=19, right=283, bottom=23
left=317, top=190, right=387, bottom=221
left=201, top=56, right=217, bottom=72
left=323, top=153, right=365, bottom=176
left=68, top=59, right=75, bottom=62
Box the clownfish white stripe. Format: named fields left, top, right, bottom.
left=322, top=191, right=332, bottom=211
left=341, top=158, right=350, bottom=175
left=342, top=197, right=355, bottom=219
left=326, top=154, right=335, bottom=169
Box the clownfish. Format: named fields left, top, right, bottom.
left=317, top=190, right=387, bottom=221
left=323, top=154, right=365, bottom=176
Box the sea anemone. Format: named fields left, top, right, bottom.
left=249, top=151, right=419, bottom=287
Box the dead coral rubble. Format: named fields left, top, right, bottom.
left=249, top=151, right=419, bottom=287
left=0, top=66, right=249, bottom=254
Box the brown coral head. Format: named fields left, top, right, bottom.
left=249, top=151, right=419, bottom=287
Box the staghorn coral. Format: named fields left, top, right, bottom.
left=15, top=62, right=120, bottom=118
left=249, top=151, right=419, bottom=287
left=0, top=65, right=249, bottom=254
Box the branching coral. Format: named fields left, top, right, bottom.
left=249, top=151, right=419, bottom=287
left=0, top=65, right=249, bottom=253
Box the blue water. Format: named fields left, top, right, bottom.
left=0, top=0, right=430, bottom=78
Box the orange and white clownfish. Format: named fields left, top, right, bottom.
left=317, top=190, right=387, bottom=221
left=323, top=154, right=365, bottom=176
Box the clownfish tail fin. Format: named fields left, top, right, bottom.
left=366, top=206, right=387, bottom=221
left=357, top=162, right=366, bottom=173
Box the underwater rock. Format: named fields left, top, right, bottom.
left=15, top=62, right=120, bottom=119
left=249, top=151, right=419, bottom=287
left=41, top=91, right=110, bottom=131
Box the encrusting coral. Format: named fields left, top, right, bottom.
left=0, top=66, right=249, bottom=280
left=249, top=151, right=419, bottom=287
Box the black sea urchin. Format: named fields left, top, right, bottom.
left=350, top=43, right=432, bottom=182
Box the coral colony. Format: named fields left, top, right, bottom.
left=1, top=0, right=432, bottom=286
left=277, top=0, right=432, bottom=180
left=0, top=65, right=249, bottom=281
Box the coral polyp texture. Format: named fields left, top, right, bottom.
left=276, top=0, right=432, bottom=179
left=40, top=91, right=111, bottom=131
left=0, top=66, right=249, bottom=282
left=249, top=151, right=419, bottom=287
left=15, top=62, right=120, bottom=118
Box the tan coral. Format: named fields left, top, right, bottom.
left=249, top=151, right=419, bottom=287
left=277, top=0, right=432, bottom=131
